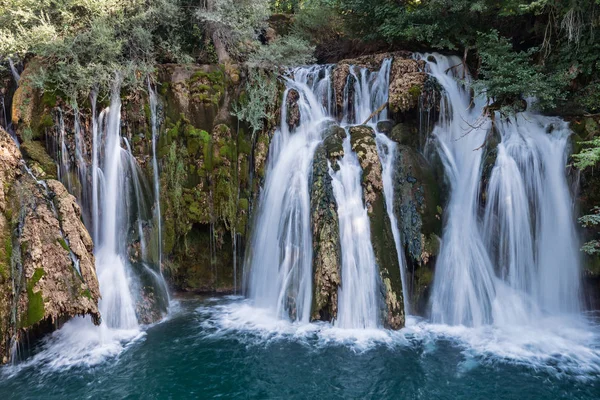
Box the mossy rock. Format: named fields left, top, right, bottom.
left=20, top=140, right=58, bottom=180
left=392, top=145, right=443, bottom=316
left=309, top=144, right=341, bottom=322
left=21, top=268, right=46, bottom=328
left=390, top=123, right=420, bottom=149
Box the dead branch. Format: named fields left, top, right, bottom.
left=362, top=102, right=388, bottom=125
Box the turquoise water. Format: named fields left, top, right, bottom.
left=1, top=296, right=599, bottom=399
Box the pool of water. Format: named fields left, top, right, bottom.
left=1, top=296, right=599, bottom=399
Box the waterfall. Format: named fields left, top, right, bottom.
left=8, top=58, right=20, bottom=84
left=94, top=84, right=139, bottom=329
left=331, top=136, right=379, bottom=329
left=246, top=66, right=333, bottom=323
left=246, top=59, right=409, bottom=328
left=377, top=135, right=411, bottom=315
left=424, top=53, right=582, bottom=326
left=148, top=83, right=163, bottom=272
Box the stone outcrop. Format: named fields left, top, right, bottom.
left=310, top=145, right=341, bottom=322
left=0, top=128, right=99, bottom=364
left=286, top=89, right=300, bottom=131
left=391, top=144, right=442, bottom=314
left=349, top=125, right=405, bottom=329
left=332, top=52, right=427, bottom=118
left=388, top=58, right=427, bottom=114
left=309, top=126, right=345, bottom=322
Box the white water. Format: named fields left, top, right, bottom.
left=246, top=66, right=333, bottom=323
left=377, top=134, right=411, bottom=315
left=331, top=136, right=379, bottom=329
left=148, top=83, right=163, bottom=272
left=8, top=58, right=20, bottom=84
left=95, top=84, right=139, bottom=330
left=424, top=53, right=582, bottom=327
left=247, top=60, right=409, bottom=329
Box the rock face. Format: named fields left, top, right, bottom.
left=349, top=125, right=405, bottom=329
left=332, top=52, right=427, bottom=118
left=309, top=127, right=345, bottom=322
left=391, top=144, right=442, bottom=314
left=0, top=128, right=99, bottom=364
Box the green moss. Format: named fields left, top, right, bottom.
left=41, top=90, right=59, bottom=108
left=80, top=288, right=92, bottom=300
left=20, top=140, right=58, bottom=179
left=57, top=237, right=70, bottom=252
left=408, top=85, right=422, bottom=101
left=0, top=234, right=11, bottom=280
left=21, top=268, right=46, bottom=328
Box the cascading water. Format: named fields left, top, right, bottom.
left=94, top=85, right=139, bottom=329
left=246, top=59, right=410, bottom=329
left=246, top=66, right=333, bottom=323
left=330, top=136, right=379, bottom=329
left=148, top=83, right=163, bottom=271
left=376, top=135, right=411, bottom=315
left=424, top=53, right=582, bottom=326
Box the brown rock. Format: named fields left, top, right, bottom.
left=0, top=127, right=100, bottom=364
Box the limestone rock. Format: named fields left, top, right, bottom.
left=0, top=127, right=100, bottom=364
left=349, top=125, right=381, bottom=213
left=392, top=145, right=442, bottom=314
left=388, top=58, right=427, bottom=114
left=310, top=144, right=341, bottom=322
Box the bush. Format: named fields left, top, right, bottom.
left=248, top=35, right=315, bottom=68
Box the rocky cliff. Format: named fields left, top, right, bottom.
left=0, top=127, right=99, bottom=364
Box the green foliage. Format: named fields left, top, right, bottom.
left=580, top=208, right=600, bottom=255
left=473, top=31, right=567, bottom=113
left=232, top=69, right=279, bottom=134
left=574, top=137, right=600, bottom=170
left=248, top=35, right=315, bottom=67
left=579, top=208, right=600, bottom=228
left=57, top=237, right=70, bottom=252
left=271, top=0, right=301, bottom=13
left=1, top=0, right=195, bottom=100
left=196, top=0, right=270, bottom=59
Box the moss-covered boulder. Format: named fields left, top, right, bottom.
left=158, top=64, right=228, bottom=131
left=390, top=123, right=420, bottom=149
left=479, top=127, right=501, bottom=208
left=392, top=145, right=442, bottom=314
left=349, top=125, right=404, bottom=329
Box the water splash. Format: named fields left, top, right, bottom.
left=423, top=53, right=582, bottom=326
